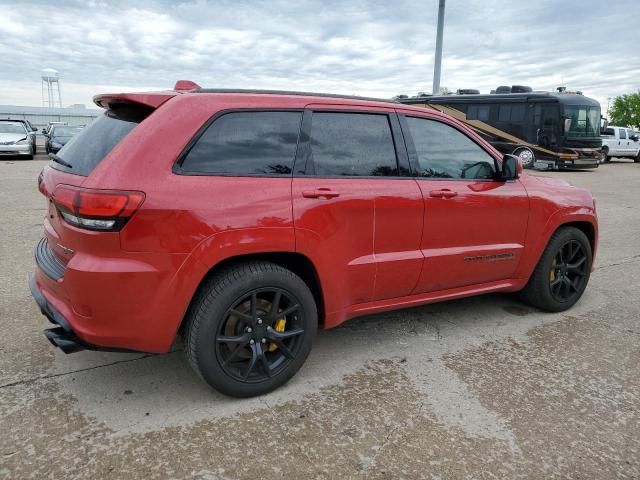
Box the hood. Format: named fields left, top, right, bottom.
left=0, top=133, right=26, bottom=144
left=525, top=174, right=572, bottom=188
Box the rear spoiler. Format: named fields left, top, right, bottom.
left=93, top=91, right=176, bottom=110
left=93, top=81, right=201, bottom=110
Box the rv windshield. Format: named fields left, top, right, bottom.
left=564, top=105, right=600, bottom=137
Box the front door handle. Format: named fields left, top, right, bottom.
left=302, top=188, right=340, bottom=199
left=429, top=189, right=458, bottom=199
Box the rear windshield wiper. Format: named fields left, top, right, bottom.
left=48, top=153, right=72, bottom=169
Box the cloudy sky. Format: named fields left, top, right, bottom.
left=1, top=0, right=638, bottom=111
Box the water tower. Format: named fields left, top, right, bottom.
left=41, top=68, right=62, bottom=108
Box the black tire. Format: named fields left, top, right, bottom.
left=513, top=146, right=535, bottom=169
left=184, top=261, right=317, bottom=397
left=519, top=227, right=592, bottom=312
left=602, top=146, right=611, bottom=163
left=634, top=155, right=639, bottom=163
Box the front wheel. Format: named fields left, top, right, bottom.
left=519, top=227, right=592, bottom=312
left=184, top=261, right=317, bottom=397
left=513, top=146, right=535, bottom=169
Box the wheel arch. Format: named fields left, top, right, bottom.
left=518, top=212, right=598, bottom=286
left=180, top=251, right=326, bottom=333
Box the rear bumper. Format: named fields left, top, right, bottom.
left=31, top=234, right=190, bottom=353
left=29, top=274, right=132, bottom=354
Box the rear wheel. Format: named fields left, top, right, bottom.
left=602, top=146, right=611, bottom=163
left=519, top=227, right=592, bottom=312
left=634, top=153, right=639, bottom=163
left=184, top=261, right=317, bottom=397
left=513, top=146, right=535, bottom=169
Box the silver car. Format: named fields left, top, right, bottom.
left=0, top=121, right=34, bottom=159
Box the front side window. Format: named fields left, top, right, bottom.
left=308, top=112, right=398, bottom=176
left=180, top=111, right=302, bottom=175
left=405, top=116, right=495, bottom=179
left=619, top=129, right=627, bottom=140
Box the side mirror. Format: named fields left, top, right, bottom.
left=631, top=134, right=639, bottom=142
left=499, top=154, right=520, bottom=180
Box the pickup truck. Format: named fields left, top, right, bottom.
left=601, top=126, right=640, bottom=162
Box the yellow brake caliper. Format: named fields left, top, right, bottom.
left=550, top=258, right=557, bottom=282
left=268, top=317, right=287, bottom=352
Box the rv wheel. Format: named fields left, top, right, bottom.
left=513, top=147, right=535, bottom=168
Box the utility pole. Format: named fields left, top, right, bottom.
left=432, top=0, right=446, bottom=95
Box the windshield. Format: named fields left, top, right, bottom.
left=52, top=126, right=83, bottom=137
left=0, top=123, right=27, bottom=134
left=563, top=105, right=600, bottom=137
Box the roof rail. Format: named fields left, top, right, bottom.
left=193, top=88, right=398, bottom=104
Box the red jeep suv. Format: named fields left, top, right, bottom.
left=31, top=81, right=598, bottom=397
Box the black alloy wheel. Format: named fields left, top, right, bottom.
left=519, top=226, right=592, bottom=312
left=548, top=239, right=589, bottom=303
left=184, top=261, right=317, bottom=397
left=216, top=288, right=305, bottom=383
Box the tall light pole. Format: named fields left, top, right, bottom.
left=432, top=0, right=446, bottom=95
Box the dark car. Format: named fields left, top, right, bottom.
left=32, top=81, right=598, bottom=397
left=45, top=125, right=84, bottom=154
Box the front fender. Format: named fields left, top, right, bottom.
left=516, top=206, right=597, bottom=283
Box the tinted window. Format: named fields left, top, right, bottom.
left=181, top=111, right=301, bottom=175
left=619, top=129, right=626, bottom=139
left=53, top=106, right=149, bottom=176
left=467, top=105, right=490, bottom=121
left=309, top=112, right=398, bottom=176
left=498, top=105, right=511, bottom=121
left=405, top=116, right=495, bottom=179
left=499, top=104, right=525, bottom=122
left=603, top=128, right=615, bottom=136
left=511, top=104, right=525, bottom=121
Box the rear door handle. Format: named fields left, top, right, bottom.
left=429, top=189, right=457, bottom=198
left=302, top=188, right=340, bottom=199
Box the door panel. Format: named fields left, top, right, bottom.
left=370, top=179, right=424, bottom=301
left=398, top=112, right=530, bottom=294
left=293, top=108, right=425, bottom=315
left=293, top=177, right=375, bottom=311
left=413, top=179, right=528, bottom=293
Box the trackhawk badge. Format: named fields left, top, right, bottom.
left=464, top=253, right=515, bottom=262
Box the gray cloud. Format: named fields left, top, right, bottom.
left=0, top=0, right=637, bottom=109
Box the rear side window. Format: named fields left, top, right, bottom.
left=405, top=116, right=495, bottom=179
left=180, top=111, right=302, bottom=175
left=52, top=105, right=150, bottom=176
left=308, top=112, right=398, bottom=176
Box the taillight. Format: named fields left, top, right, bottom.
left=52, top=185, right=145, bottom=231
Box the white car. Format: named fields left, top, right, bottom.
left=601, top=126, right=640, bottom=162
left=0, top=121, right=34, bottom=159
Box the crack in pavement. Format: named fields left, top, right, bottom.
left=595, top=254, right=640, bottom=270
left=0, top=350, right=183, bottom=390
